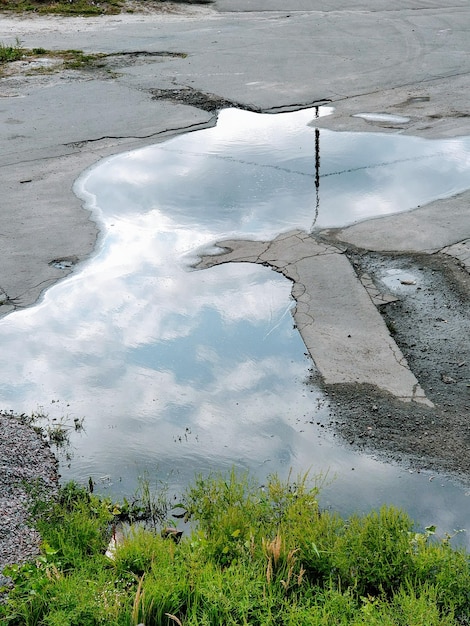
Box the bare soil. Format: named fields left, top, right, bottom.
left=322, top=250, right=470, bottom=483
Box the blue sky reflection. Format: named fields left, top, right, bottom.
left=1, top=107, right=470, bottom=541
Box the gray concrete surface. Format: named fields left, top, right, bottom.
left=327, top=190, right=470, bottom=253
left=1, top=1, right=470, bottom=402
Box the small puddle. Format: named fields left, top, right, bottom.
left=352, top=112, right=411, bottom=124
left=2, top=107, right=470, bottom=540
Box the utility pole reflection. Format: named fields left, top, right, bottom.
left=310, top=106, right=321, bottom=233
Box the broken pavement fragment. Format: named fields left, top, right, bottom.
left=195, top=230, right=432, bottom=406
left=325, top=189, right=470, bottom=254
left=441, top=238, right=470, bottom=274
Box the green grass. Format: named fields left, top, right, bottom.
left=1, top=470, right=469, bottom=625
left=0, top=0, right=212, bottom=16
left=1, top=0, right=124, bottom=15
left=0, top=39, right=24, bottom=63
left=0, top=45, right=103, bottom=67
left=0, top=43, right=108, bottom=77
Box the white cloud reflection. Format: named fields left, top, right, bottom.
left=0, top=107, right=469, bottom=541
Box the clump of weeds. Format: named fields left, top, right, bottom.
left=59, top=49, right=107, bottom=68
left=11, top=407, right=86, bottom=463
left=1, top=470, right=469, bottom=625
left=0, top=40, right=107, bottom=77
left=0, top=0, right=123, bottom=15
left=0, top=38, right=24, bottom=62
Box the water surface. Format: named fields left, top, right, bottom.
left=2, top=107, right=470, bottom=541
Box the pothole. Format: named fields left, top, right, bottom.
left=49, top=257, right=78, bottom=270
left=150, top=87, right=261, bottom=113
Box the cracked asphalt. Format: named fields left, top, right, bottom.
left=1, top=0, right=470, bottom=479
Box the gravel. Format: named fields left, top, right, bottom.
left=0, top=411, right=58, bottom=590
left=323, top=251, right=470, bottom=481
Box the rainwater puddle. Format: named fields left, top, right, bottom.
left=352, top=112, right=411, bottom=124
left=2, top=107, right=470, bottom=540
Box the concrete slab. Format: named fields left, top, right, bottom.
left=1, top=82, right=211, bottom=161
left=2, top=4, right=470, bottom=114
left=324, top=190, right=470, bottom=254
left=442, top=239, right=470, bottom=273
left=195, top=231, right=432, bottom=404
left=0, top=98, right=211, bottom=311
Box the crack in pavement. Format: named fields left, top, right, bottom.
left=0, top=287, right=16, bottom=316
left=62, top=118, right=215, bottom=150
left=107, top=51, right=188, bottom=59
left=151, top=85, right=331, bottom=117
left=389, top=343, right=413, bottom=371
left=6, top=278, right=59, bottom=308
left=440, top=238, right=470, bottom=274
left=263, top=100, right=333, bottom=113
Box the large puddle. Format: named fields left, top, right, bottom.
left=2, top=107, right=470, bottom=540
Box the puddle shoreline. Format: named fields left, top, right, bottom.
left=328, top=249, right=470, bottom=478
left=1, top=106, right=470, bottom=545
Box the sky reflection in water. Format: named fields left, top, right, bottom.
left=2, top=107, right=470, bottom=540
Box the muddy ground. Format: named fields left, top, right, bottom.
left=323, top=249, right=470, bottom=480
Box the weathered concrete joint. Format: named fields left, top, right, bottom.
left=440, top=239, right=470, bottom=274
left=358, top=272, right=399, bottom=307
left=62, top=119, right=215, bottom=150
left=321, top=189, right=470, bottom=254
left=195, top=230, right=433, bottom=405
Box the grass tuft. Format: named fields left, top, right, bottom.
left=1, top=470, right=469, bottom=625
left=0, top=40, right=24, bottom=63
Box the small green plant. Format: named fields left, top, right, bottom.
left=1, top=471, right=469, bottom=625
left=21, top=408, right=85, bottom=463
left=130, top=472, right=171, bottom=528
left=0, top=42, right=107, bottom=78
left=331, top=506, right=415, bottom=597
left=60, top=49, right=107, bottom=68
left=0, top=0, right=123, bottom=15
left=0, top=38, right=24, bottom=63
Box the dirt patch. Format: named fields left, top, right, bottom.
left=150, top=86, right=260, bottom=113
left=320, top=250, right=470, bottom=481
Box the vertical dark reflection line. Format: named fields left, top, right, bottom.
left=310, top=106, right=321, bottom=232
